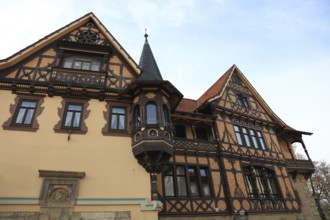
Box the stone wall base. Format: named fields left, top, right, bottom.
left=0, top=210, right=130, bottom=220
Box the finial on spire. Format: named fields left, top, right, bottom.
left=144, top=28, right=148, bottom=39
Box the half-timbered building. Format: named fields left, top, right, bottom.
left=0, top=13, right=320, bottom=220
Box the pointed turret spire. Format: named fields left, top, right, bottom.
left=137, top=30, right=163, bottom=81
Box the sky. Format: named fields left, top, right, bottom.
left=0, top=0, right=329, bottom=162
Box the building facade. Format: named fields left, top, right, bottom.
left=0, top=13, right=320, bottom=220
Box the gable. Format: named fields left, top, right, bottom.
left=0, top=13, right=139, bottom=91
left=217, top=70, right=273, bottom=122
left=197, top=65, right=287, bottom=127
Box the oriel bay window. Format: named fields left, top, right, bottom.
left=162, top=105, right=170, bottom=127
left=133, top=105, right=141, bottom=129
left=163, top=165, right=212, bottom=198
left=243, top=166, right=280, bottom=199
left=146, top=102, right=157, bottom=124
left=233, top=125, right=267, bottom=150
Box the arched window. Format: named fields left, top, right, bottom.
left=162, top=105, right=170, bottom=127
left=146, top=102, right=157, bottom=124
left=62, top=56, right=101, bottom=71
left=133, top=105, right=140, bottom=129
left=243, top=166, right=280, bottom=199
left=174, top=125, right=186, bottom=138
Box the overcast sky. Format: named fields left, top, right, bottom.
left=0, top=0, right=329, bottom=162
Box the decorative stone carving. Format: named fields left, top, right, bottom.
left=39, top=170, right=84, bottom=208
left=46, top=184, right=71, bottom=203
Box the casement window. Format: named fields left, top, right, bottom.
left=62, top=56, right=101, bottom=71
left=174, top=125, right=187, bottom=138
left=236, top=94, right=250, bottom=108
left=146, top=102, right=157, bottom=124
left=163, top=165, right=212, bottom=198
left=13, top=100, right=38, bottom=126
left=63, top=103, right=83, bottom=129
left=2, top=95, right=44, bottom=131
left=110, top=107, right=126, bottom=130
left=102, top=103, right=129, bottom=135
left=233, top=125, right=267, bottom=149
left=243, top=166, right=280, bottom=199
left=54, top=99, right=90, bottom=134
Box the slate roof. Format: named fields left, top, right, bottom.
left=137, top=34, right=163, bottom=81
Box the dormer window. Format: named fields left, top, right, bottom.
left=62, top=56, right=101, bottom=71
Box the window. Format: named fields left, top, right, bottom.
left=174, top=125, right=186, bottom=138
left=110, top=107, right=126, bottom=130
left=237, top=94, right=244, bottom=107
left=133, top=105, right=141, bottom=129
left=13, top=100, right=37, bottom=126
left=234, top=125, right=243, bottom=145
left=236, top=94, right=250, bottom=108
left=257, top=131, right=267, bottom=149
left=195, top=127, right=209, bottom=140
left=62, top=56, right=101, bottom=71
left=102, top=103, right=129, bottom=135
left=2, top=95, right=45, bottom=132
left=162, top=105, right=170, bottom=127
left=54, top=99, right=90, bottom=134
left=233, top=125, right=267, bottom=150
left=146, top=102, right=157, bottom=124
left=242, top=127, right=251, bottom=147
left=243, top=166, right=280, bottom=199
left=63, top=103, right=83, bottom=129
left=163, top=165, right=212, bottom=198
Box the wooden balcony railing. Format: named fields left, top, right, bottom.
left=173, top=138, right=218, bottom=153
left=286, top=159, right=315, bottom=174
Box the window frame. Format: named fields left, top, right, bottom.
left=162, top=164, right=213, bottom=198
left=162, top=104, right=170, bottom=128
left=2, top=94, right=45, bottom=132
left=109, top=106, right=126, bottom=131
left=53, top=98, right=90, bottom=134
left=102, top=102, right=129, bottom=136
left=61, top=55, right=102, bottom=72
left=174, top=124, right=187, bottom=139
left=62, top=103, right=84, bottom=130
left=146, top=102, right=157, bottom=125
left=236, top=94, right=250, bottom=109
left=242, top=166, right=281, bottom=200
left=195, top=126, right=209, bottom=141
left=132, top=105, right=141, bottom=130
left=12, top=100, right=38, bottom=126
left=233, top=125, right=268, bottom=150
